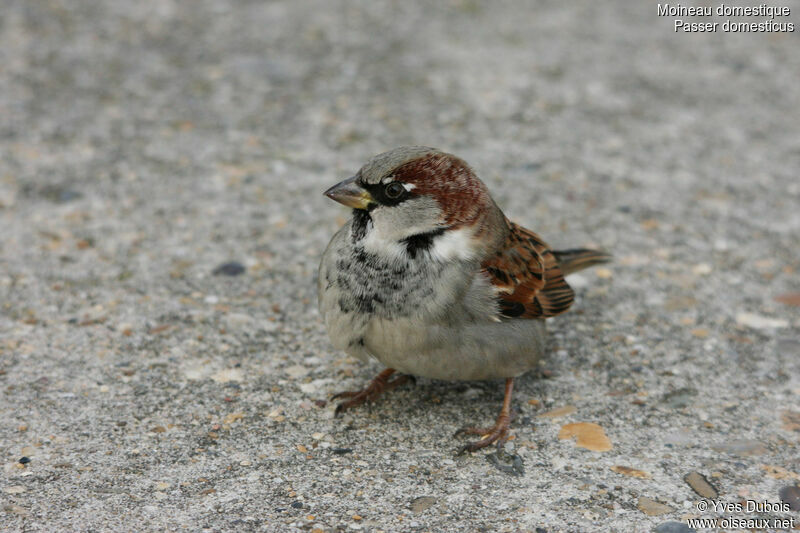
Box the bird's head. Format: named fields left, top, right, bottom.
left=324, top=146, right=507, bottom=257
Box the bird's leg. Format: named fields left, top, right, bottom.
left=333, top=368, right=414, bottom=416
left=456, top=378, right=514, bottom=454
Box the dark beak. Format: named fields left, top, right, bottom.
left=323, top=176, right=375, bottom=210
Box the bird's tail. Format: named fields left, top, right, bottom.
left=552, top=248, right=612, bottom=276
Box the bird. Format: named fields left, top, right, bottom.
left=318, top=146, right=610, bottom=454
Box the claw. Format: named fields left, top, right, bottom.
left=455, top=378, right=515, bottom=454
left=455, top=426, right=491, bottom=437
left=331, top=390, right=358, bottom=401
left=332, top=369, right=414, bottom=416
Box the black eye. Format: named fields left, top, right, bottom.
left=384, top=182, right=405, bottom=199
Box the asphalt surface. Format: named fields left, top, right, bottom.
left=1, top=1, right=799, bottom=532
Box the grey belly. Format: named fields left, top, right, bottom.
left=363, top=317, right=546, bottom=380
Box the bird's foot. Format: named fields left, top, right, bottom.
left=455, top=378, right=515, bottom=455
left=455, top=418, right=511, bottom=455
left=333, top=368, right=414, bottom=416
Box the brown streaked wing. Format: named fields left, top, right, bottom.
left=481, top=221, right=575, bottom=319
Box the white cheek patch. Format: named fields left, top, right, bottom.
left=402, top=183, right=416, bottom=191
left=362, top=228, right=406, bottom=259
left=430, top=227, right=476, bottom=261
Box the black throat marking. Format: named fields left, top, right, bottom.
left=351, top=209, right=446, bottom=260
left=350, top=209, right=372, bottom=242
left=401, top=228, right=446, bottom=259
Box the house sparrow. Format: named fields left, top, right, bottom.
left=318, top=146, right=610, bottom=453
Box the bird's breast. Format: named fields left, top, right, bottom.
left=332, top=245, right=455, bottom=319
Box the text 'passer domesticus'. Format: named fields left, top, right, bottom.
left=318, top=147, right=610, bottom=454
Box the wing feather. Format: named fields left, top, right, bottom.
left=481, top=221, right=575, bottom=319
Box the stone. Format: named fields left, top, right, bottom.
left=637, top=497, right=673, bottom=516
left=285, top=365, right=310, bottom=379
left=212, top=262, right=246, bottom=276
left=711, top=439, right=767, bottom=456
left=654, top=522, right=696, bottom=533
left=779, top=485, right=800, bottom=511
left=211, top=368, right=244, bottom=383
left=735, top=312, right=788, bottom=330
left=410, top=496, right=437, bottom=513
left=661, top=388, right=697, bottom=409
left=611, top=465, right=650, bottom=479
left=683, top=472, right=718, bottom=499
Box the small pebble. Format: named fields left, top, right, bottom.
left=662, top=388, right=697, bottom=409
left=40, top=185, right=82, bottom=203
left=213, top=261, right=246, bottom=276
left=486, top=449, right=524, bottom=476
left=299, top=383, right=318, bottom=394
left=684, top=471, right=718, bottom=499
left=285, top=365, right=310, bottom=379
left=410, top=496, right=437, bottom=513
left=332, top=448, right=352, bottom=455
left=654, top=522, right=696, bottom=533
left=735, top=312, right=788, bottom=330
left=19, top=456, right=31, bottom=464
left=779, top=485, right=800, bottom=511
left=637, top=497, right=673, bottom=516
left=711, top=439, right=767, bottom=456
left=4, top=504, right=28, bottom=516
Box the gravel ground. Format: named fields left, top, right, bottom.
left=2, top=1, right=799, bottom=532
